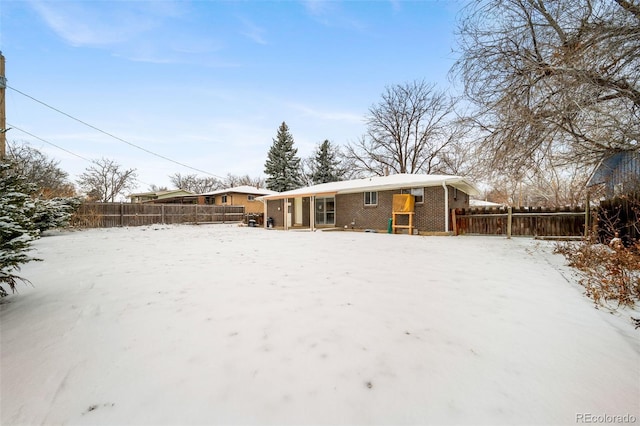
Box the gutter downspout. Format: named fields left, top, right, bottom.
left=442, top=181, right=449, bottom=233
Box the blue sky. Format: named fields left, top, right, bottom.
left=2, top=0, right=464, bottom=192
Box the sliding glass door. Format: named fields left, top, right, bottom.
left=315, top=197, right=335, bottom=225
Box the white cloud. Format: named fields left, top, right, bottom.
left=301, top=0, right=366, bottom=31
left=238, top=16, right=268, bottom=45
left=28, top=1, right=170, bottom=47
left=28, top=1, right=240, bottom=66
left=302, top=0, right=343, bottom=17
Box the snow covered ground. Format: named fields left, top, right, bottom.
left=1, top=224, right=638, bottom=426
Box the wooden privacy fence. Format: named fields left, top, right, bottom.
left=453, top=206, right=590, bottom=238
left=71, top=203, right=245, bottom=228
left=596, top=194, right=639, bottom=245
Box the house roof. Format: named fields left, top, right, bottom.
left=258, top=174, right=480, bottom=201
left=129, top=189, right=195, bottom=199
left=198, top=186, right=279, bottom=197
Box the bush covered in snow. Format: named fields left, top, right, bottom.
left=32, top=196, right=83, bottom=233
left=0, top=160, right=81, bottom=297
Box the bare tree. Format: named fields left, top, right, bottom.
left=223, top=174, right=265, bottom=189
left=7, top=141, right=75, bottom=197
left=484, top=158, right=596, bottom=207
left=77, top=158, right=137, bottom=202
left=345, top=81, right=460, bottom=176
left=148, top=184, right=168, bottom=192
left=525, top=160, right=594, bottom=207
left=453, top=0, right=640, bottom=175
left=169, top=173, right=222, bottom=193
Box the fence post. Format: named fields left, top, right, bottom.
left=119, top=202, right=124, bottom=227
left=195, top=204, right=199, bottom=225
left=507, top=206, right=512, bottom=239
left=161, top=204, right=165, bottom=225
left=584, top=192, right=590, bottom=239
left=451, top=209, right=458, bottom=236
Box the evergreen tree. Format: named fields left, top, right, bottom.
left=309, top=140, right=344, bottom=184
left=264, top=122, right=303, bottom=192
left=0, top=161, right=40, bottom=297
left=0, top=160, right=81, bottom=297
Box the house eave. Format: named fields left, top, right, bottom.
left=258, top=175, right=479, bottom=201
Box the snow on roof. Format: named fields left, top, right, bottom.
left=129, top=189, right=194, bottom=198
left=199, top=186, right=279, bottom=196
left=469, top=199, right=504, bottom=207
left=259, top=174, right=480, bottom=200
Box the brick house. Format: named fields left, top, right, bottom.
left=196, top=186, right=278, bottom=214
left=129, top=189, right=195, bottom=203
left=258, top=174, right=479, bottom=234
left=130, top=186, right=278, bottom=215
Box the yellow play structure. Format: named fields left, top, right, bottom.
left=392, top=194, right=415, bottom=235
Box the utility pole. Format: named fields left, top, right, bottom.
left=0, top=51, right=6, bottom=159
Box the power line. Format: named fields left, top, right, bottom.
left=7, top=123, right=155, bottom=189
left=7, top=122, right=93, bottom=162
left=7, top=85, right=226, bottom=180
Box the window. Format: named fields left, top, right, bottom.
left=364, top=191, right=378, bottom=206
left=401, top=188, right=424, bottom=204
left=221, top=195, right=228, bottom=204
left=248, top=195, right=256, bottom=201
left=411, top=188, right=424, bottom=204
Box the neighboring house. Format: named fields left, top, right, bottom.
left=469, top=199, right=504, bottom=208
left=588, top=150, right=640, bottom=198
left=193, top=186, right=279, bottom=214
left=129, top=189, right=195, bottom=203
left=258, top=174, right=479, bottom=234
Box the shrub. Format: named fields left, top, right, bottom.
left=69, top=206, right=103, bottom=228
left=33, top=196, right=83, bottom=232
left=555, top=238, right=640, bottom=308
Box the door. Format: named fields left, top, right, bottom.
left=315, top=197, right=335, bottom=225
left=286, top=201, right=292, bottom=227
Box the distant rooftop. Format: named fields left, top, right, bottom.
left=199, top=186, right=279, bottom=196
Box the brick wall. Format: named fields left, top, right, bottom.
left=336, top=192, right=394, bottom=230
left=415, top=187, right=445, bottom=231
left=336, top=185, right=470, bottom=232
left=266, top=199, right=284, bottom=227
